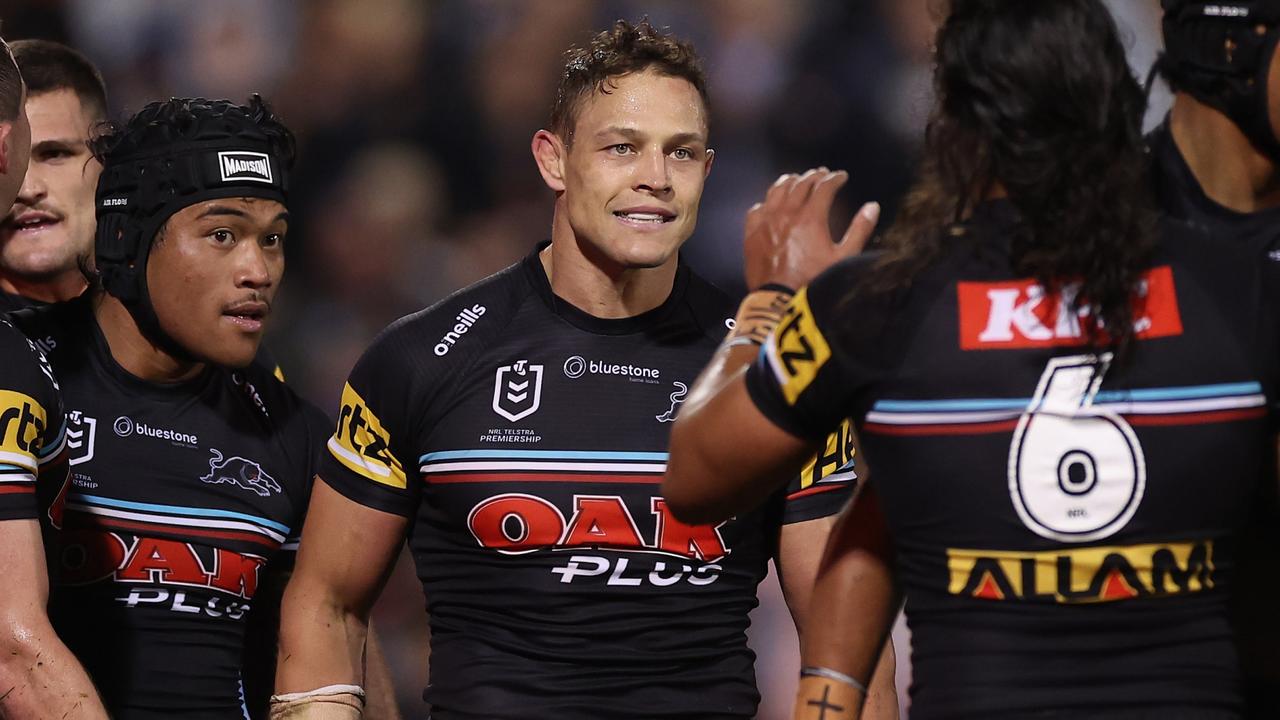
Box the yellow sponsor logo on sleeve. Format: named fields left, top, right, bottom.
left=797, top=418, right=856, bottom=489
left=328, top=383, right=407, bottom=489
left=764, top=287, right=832, bottom=405
left=0, top=389, right=47, bottom=474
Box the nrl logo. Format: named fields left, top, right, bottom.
left=217, top=151, right=273, bottom=184
left=66, top=410, right=96, bottom=466
left=200, top=448, right=280, bottom=497
left=492, top=360, right=544, bottom=422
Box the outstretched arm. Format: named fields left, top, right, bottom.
left=0, top=518, right=108, bottom=719
left=274, top=479, right=407, bottom=716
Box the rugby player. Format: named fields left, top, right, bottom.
left=664, top=1, right=1274, bottom=717
left=1154, top=1, right=1280, bottom=711
left=276, top=19, right=890, bottom=720
left=9, top=95, right=332, bottom=719
left=0, top=35, right=108, bottom=719
left=0, top=40, right=105, bottom=313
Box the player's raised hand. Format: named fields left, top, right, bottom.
left=743, top=167, right=880, bottom=290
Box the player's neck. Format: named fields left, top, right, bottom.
left=0, top=270, right=87, bottom=303
left=92, top=292, right=206, bottom=383
left=540, top=238, right=678, bottom=320
left=1170, top=94, right=1280, bottom=213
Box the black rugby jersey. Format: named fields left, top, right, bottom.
left=746, top=202, right=1278, bottom=718
left=1150, top=120, right=1280, bottom=255
left=322, top=245, right=855, bottom=720
left=0, top=317, right=66, bottom=521
left=1, top=290, right=40, bottom=313
left=11, top=298, right=327, bottom=720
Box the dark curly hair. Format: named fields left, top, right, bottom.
left=549, top=18, right=708, bottom=142
left=872, top=0, right=1155, bottom=354
left=88, top=93, right=295, bottom=169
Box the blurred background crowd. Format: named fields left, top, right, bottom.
left=0, top=1, right=1169, bottom=716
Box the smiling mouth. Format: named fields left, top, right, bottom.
left=613, top=211, right=675, bottom=224
left=6, top=215, right=61, bottom=233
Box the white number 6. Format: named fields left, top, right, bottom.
left=1008, top=353, right=1146, bottom=542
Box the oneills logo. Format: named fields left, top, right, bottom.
left=217, top=151, right=273, bottom=184
left=947, top=541, right=1213, bottom=603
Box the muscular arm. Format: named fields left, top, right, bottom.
left=777, top=513, right=898, bottom=720
left=663, top=169, right=879, bottom=524
left=276, top=479, right=407, bottom=699
left=792, top=486, right=900, bottom=720
left=0, top=519, right=108, bottom=719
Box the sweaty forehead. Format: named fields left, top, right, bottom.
left=574, top=70, right=708, bottom=141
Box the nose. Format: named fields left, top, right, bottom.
left=15, top=163, right=46, bottom=206
left=635, top=149, right=672, bottom=195
left=234, top=240, right=274, bottom=290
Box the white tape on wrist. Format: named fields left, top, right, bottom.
left=271, top=684, right=366, bottom=703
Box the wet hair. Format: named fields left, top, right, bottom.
left=870, top=0, right=1155, bottom=355
left=0, top=39, right=22, bottom=121
left=548, top=18, right=709, bottom=142
left=11, top=39, right=108, bottom=121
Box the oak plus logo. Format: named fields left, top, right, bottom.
left=493, top=360, right=543, bottom=422
left=217, top=151, right=273, bottom=184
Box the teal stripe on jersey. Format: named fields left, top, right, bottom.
left=71, top=493, right=291, bottom=534
left=420, top=449, right=670, bottom=464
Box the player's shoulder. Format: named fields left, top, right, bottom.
left=680, top=265, right=737, bottom=341
left=368, top=258, right=534, bottom=369
left=224, top=360, right=328, bottom=435
left=0, top=317, right=44, bottom=380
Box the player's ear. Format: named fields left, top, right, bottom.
left=703, top=147, right=715, bottom=179
left=0, top=121, right=12, bottom=175
left=532, top=129, right=567, bottom=193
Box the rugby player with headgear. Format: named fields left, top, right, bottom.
left=275, top=19, right=894, bottom=720
left=0, top=35, right=108, bottom=719
left=0, top=40, right=106, bottom=313
left=1155, top=2, right=1280, bottom=711
left=7, top=95, right=332, bottom=720
left=664, top=0, right=1280, bottom=717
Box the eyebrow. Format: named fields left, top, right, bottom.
left=594, top=126, right=707, bottom=145
left=32, top=138, right=85, bottom=153
left=197, top=205, right=290, bottom=224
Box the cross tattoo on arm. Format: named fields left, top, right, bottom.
left=806, top=683, right=846, bottom=720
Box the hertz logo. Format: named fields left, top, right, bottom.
left=764, top=287, right=831, bottom=405
left=946, top=541, right=1214, bottom=604
left=0, top=389, right=48, bottom=470
left=328, top=383, right=406, bottom=489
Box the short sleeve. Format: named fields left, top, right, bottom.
left=0, top=322, right=67, bottom=522
left=320, top=328, right=422, bottom=518
left=744, top=263, right=868, bottom=441
left=779, top=418, right=858, bottom=524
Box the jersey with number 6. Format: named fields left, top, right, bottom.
left=321, top=245, right=856, bottom=719
left=745, top=201, right=1280, bottom=718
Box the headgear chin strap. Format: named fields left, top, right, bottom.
left=1161, top=0, right=1280, bottom=161
left=95, top=136, right=289, bottom=360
